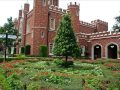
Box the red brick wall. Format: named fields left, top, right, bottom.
left=80, top=25, right=96, bottom=34
left=31, top=0, right=49, bottom=55
left=68, top=3, right=80, bottom=33
left=90, top=35, right=120, bottom=59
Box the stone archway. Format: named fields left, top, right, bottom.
left=107, top=44, right=118, bottom=59
left=93, top=45, right=102, bottom=59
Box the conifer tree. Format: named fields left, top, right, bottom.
left=53, top=14, right=80, bottom=62
left=113, top=16, right=120, bottom=31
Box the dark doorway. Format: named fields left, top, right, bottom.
left=94, top=45, right=101, bottom=59
left=108, top=44, right=117, bottom=59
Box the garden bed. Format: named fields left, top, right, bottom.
left=0, top=58, right=120, bottom=90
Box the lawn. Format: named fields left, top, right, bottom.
left=0, top=58, right=120, bottom=90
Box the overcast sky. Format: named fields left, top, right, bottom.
left=0, top=0, right=120, bottom=30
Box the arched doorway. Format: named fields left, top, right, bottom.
left=94, top=45, right=101, bottom=59
left=107, top=44, right=117, bottom=59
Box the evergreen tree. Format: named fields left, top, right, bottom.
left=0, top=17, right=18, bottom=53
left=53, top=14, right=80, bottom=62
left=113, top=16, right=120, bottom=31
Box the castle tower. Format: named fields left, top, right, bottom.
left=31, top=0, right=49, bottom=55
left=68, top=2, right=80, bottom=33
left=21, top=3, right=29, bottom=47
left=16, top=9, right=22, bottom=54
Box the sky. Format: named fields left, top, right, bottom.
left=0, top=0, right=120, bottom=30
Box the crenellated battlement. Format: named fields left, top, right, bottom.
left=68, top=2, right=80, bottom=7
left=49, top=5, right=69, bottom=14
left=91, top=19, right=108, bottom=26
left=79, top=30, right=120, bottom=40
left=80, top=21, right=96, bottom=29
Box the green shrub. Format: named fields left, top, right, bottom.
left=54, top=58, right=74, bottom=67
left=54, top=58, right=63, bottom=66
left=14, top=48, right=16, bottom=54
left=27, top=82, right=40, bottom=90
left=21, top=47, right=24, bottom=54
left=16, top=54, right=26, bottom=58
left=0, top=75, right=12, bottom=90
left=62, top=61, right=74, bottom=67
left=0, top=68, right=12, bottom=90
left=0, top=57, right=25, bottom=62
left=25, top=45, right=31, bottom=55
left=39, top=45, right=48, bottom=57
left=7, top=73, right=24, bottom=90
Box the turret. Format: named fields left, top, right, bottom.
left=18, top=10, right=22, bottom=19
left=32, top=0, right=49, bottom=55
left=21, top=3, right=30, bottom=47
left=68, top=2, right=80, bottom=33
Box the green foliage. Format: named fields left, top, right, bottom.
left=7, top=73, right=24, bottom=90
left=14, top=47, right=16, bottom=54
left=39, top=45, right=48, bottom=57
left=0, top=17, right=18, bottom=49
left=25, top=45, right=31, bottom=55
left=53, top=14, right=80, bottom=60
left=0, top=57, right=25, bottom=62
left=40, top=74, right=71, bottom=85
left=0, top=59, right=120, bottom=89
left=113, top=16, right=120, bottom=31
left=27, top=82, right=40, bottom=90
left=16, top=54, right=26, bottom=58
left=0, top=68, right=12, bottom=90
left=0, top=75, right=12, bottom=90
left=54, top=58, right=74, bottom=67
left=21, top=47, right=24, bottom=54
left=54, top=58, right=63, bottom=66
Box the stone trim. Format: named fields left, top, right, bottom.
left=32, top=27, right=46, bottom=29
left=105, top=42, right=119, bottom=59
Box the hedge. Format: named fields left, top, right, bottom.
left=0, top=57, right=25, bottom=63
left=21, top=47, right=24, bottom=54
left=39, top=45, right=48, bottom=57
left=25, top=45, right=31, bottom=55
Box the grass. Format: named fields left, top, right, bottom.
left=0, top=58, right=120, bottom=90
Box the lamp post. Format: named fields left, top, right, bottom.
left=4, top=31, right=8, bottom=62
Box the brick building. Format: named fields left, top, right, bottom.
left=15, top=0, right=120, bottom=60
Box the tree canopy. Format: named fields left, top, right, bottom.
left=113, top=16, right=120, bottom=31
left=0, top=17, right=18, bottom=48
left=53, top=14, right=80, bottom=62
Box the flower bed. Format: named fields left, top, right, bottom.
left=0, top=58, right=120, bottom=89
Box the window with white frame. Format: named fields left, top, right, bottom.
left=81, top=46, right=85, bottom=56
left=48, top=0, right=50, bottom=5
left=51, top=0, right=53, bottom=5
left=41, top=31, right=45, bottom=38
left=49, top=43, right=53, bottom=55
left=50, top=18, right=55, bottom=31
left=76, top=10, right=79, bottom=16
left=76, top=36, right=79, bottom=42
left=26, top=22, right=30, bottom=33
left=42, top=0, right=46, bottom=6
left=19, top=18, right=23, bottom=34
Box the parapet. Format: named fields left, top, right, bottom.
left=91, top=19, right=108, bottom=26
left=68, top=2, right=80, bottom=7
left=27, top=9, right=33, bottom=18
left=49, top=5, right=69, bottom=14
left=80, top=21, right=96, bottom=29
